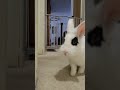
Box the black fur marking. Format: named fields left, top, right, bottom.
left=87, top=26, right=105, bottom=47
left=71, top=37, right=79, bottom=46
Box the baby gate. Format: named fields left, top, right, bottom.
left=45, top=14, right=81, bottom=50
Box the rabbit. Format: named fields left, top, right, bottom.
left=59, top=18, right=85, bottom=76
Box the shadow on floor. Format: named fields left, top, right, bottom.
left=55, top=65, right=84, bottom=82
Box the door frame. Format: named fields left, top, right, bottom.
left=35, top=0, right=83, bottom=83
left=35, top=0, right=46, bottom=55
left=35, top=0, right=82, bottom=55
left=35, top=0, right=46, bottom=84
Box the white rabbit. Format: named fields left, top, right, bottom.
left=59, top=18, right=85, bottom=76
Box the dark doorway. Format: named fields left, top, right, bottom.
left=26, top=0, right=35, bottom=60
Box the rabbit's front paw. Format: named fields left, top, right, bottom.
left=70, top=64, right=77, bottom=76
left=70, top=71, right=76, bottom=76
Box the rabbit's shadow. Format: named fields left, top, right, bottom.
left=55, top=65, right=84, bottom=82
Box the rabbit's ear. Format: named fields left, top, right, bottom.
left=77, top=21, right=85, bottom=37
left=67, top=18, right=74, bottom=31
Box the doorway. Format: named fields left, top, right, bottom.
left=46, top=0, right=81, bottom=51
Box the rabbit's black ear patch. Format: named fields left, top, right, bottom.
left=71, top=37, right=79, bottom=46
left=87, top=26, right=105, bottom=47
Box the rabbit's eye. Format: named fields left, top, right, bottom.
left=87, top=26, right=105, bottom=47
left=71, top=37, right=79, bottom=46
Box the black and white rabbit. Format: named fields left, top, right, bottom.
left=59, top=18, right=85, bottom=76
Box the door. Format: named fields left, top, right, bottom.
left=7, top=0, right=20, bottom=67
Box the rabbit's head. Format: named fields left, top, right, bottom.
left=59, top=18, right=85, bottom=56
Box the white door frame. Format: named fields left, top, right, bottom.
left=35, top=0, right=46, bottom=85
left=35, top=0, right=46, bottom=55
left=35, top=0, right=83, bottom=84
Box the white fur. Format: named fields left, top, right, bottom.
left=59, top=18, right=85, bottom=76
